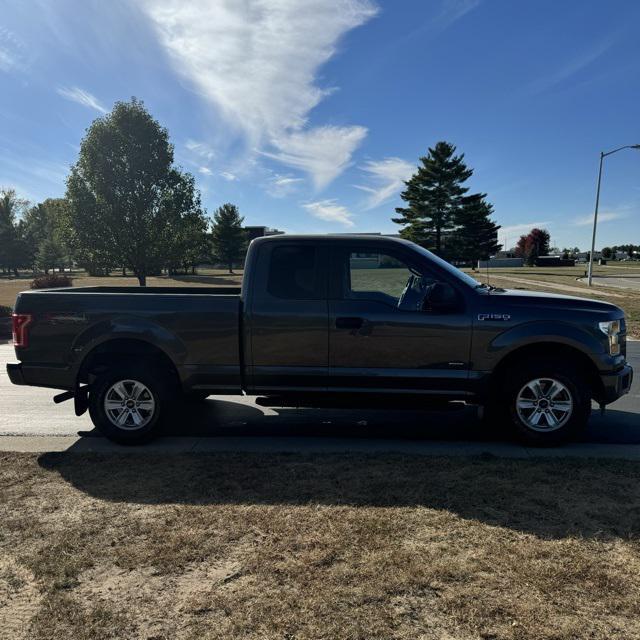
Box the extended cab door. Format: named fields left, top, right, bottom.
left=246, top=241, right=328, bottom=393
left=328, top=243, right=472, bottom=395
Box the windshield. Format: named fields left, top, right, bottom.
left=406, top=242, right=483, bottom=289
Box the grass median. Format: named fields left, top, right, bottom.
left=1, top=451, right=639, bottom=639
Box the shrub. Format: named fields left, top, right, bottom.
left=0, top=305, right=12, bottom=317
left=30, top=274, right=73, bottom=290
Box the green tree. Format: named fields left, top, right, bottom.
left=66, top=98, right=204, bottom=285
left=601, top=247, right=613, bottom=259
left=452, top=193, right=501, bottom=264
left=162, top=172, right=209, bottom=274
left=23, top=198, right=71, bottom=273
left=393, top=142, right=472, bottom=255
left=210, top=203, right=246, bottom=273
left=0, top=188, right=30, bottom=276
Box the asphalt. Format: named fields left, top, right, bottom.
left=1, top=341, right=639, bottom=458
left=582, top=275, right=640, bottom=291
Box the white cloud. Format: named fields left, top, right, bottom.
left=261, top=125, right=368, bottom=190
left=303, top=199, right=355, bottom=227
left=142, top=0, right=376, bottom=188
left=198, top=166, right=213, bottom=176
left=0, top=28, right=24, bottom=72
left=266, top=173, right=304, bottom=198
left=220, top=171, right=237, bottom=181
left=354, top=157, right=415, bottom=209
left=573, top=211, right=625, bottom=226
left=185, top=139, right=215, bottom=161
left=56, top=86, right=107, bottom=113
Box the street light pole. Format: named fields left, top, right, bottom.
left=587, top=152, right=604, bottom=286
left=587, top=144, right=640, bottom=286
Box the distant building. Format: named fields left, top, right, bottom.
left=244, top=226, right=284, bottom=242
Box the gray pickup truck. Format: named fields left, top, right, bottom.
left=7, top=235, right=633, bottom=445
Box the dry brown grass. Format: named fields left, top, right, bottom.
left=0, top=270, right=243, bottom=308
left=1, top=452, right=640, bottom=639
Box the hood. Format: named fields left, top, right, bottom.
left=490, top=288, right=623, bottom=316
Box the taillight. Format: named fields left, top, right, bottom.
left=12, top=313, right=32, bottom=348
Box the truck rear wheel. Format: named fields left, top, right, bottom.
left=499, top=358, right=591, bottom=446
left=88, top=364, right=168, bottom=444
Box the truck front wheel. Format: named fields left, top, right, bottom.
left=499, top=358, right=591, bottom=446
left=88, top=364, right=167, bottom=444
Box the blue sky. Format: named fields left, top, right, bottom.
left=1, top=0, right=639, bottom=250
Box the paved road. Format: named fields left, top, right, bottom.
left=581, top=275, right=640, bottom=291
left=1, top=342, right=638, bottom=451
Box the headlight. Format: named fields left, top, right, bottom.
left=599, top=319, right=621, bottom=355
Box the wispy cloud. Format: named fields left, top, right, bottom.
left=0, top=27, right=25, bottom=72
left=185, top=139, right=215, bottom=161
left=526, top=35, right=617, bottom=95
left=141, top=0, right=377, bottom=188
left=432, top=0, right=481, bottom=31
left=303, top=199, right=355, bottom=227
left=261, top=125, right=368, bottom=190
left=56, top=86, right=107, bottom=113
left=573, top=211, right=626, bottom=226
left=354, top=157, right=415, bottom=209
left=265, top=173, right=304, bottom=198
left=220, top=171, right=237, bottom=181
left=198, top=166, right=213, bottom=176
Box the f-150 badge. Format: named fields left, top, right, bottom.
left=478, top=313, right=511, bottom=321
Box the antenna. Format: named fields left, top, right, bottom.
left=486, top=257, right=490, bottom=293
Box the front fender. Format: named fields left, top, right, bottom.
left=486, top=320, right=608, bottom=369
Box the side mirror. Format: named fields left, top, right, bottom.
left=422, top=282, right=458, bottom=312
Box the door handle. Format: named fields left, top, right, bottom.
left=335, top=316, right=364, bottom=329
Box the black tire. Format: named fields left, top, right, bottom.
left=88, top=363, right=169, bottom=444
left=498, top=357, right=591, bottom=446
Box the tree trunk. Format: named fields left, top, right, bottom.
left=137, top=273, right=146, bottom=286
left=122, top=267, right=126, bottom=276
left=228, top=262, right=233, bottom=274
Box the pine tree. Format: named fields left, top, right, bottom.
left=453, top=193, right=501, bottom=264
left=392, top=141, right=472, bottom=255
left=210, top=203, right=246, bottom=273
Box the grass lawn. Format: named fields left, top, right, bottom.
left=0, top=270, right=244, bottom=309
left=1, top=452, right=640, bottom=639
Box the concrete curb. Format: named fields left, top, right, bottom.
left=2, top=435, right=640, bottom=460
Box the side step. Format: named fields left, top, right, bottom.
left=255, top=394, right=468, bottom=411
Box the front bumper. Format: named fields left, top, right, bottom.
left=599, top=364, right=633, bottom=404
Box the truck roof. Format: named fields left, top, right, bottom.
left=250, top=234, right=412, bottom=246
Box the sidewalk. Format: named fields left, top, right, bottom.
left=2, top=435, right=640, bottom=460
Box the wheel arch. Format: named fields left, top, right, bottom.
left=77, top=338, right=181, bottom=389
left=489, top=342, right=604, bottom=401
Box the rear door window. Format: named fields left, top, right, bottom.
left=267, top=245, right=321, bottom=300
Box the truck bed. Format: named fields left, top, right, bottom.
left=12, top=286, right=243, bottom=392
